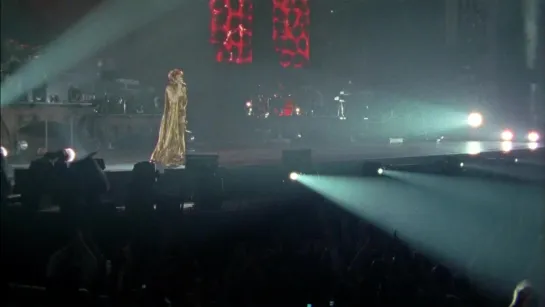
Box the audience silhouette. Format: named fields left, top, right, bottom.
left=0, top=153, right=540, bottom=307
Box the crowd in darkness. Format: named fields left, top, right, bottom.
left=0, top=152, right=537, bottom=307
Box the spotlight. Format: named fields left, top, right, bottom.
left=467, top=112, right=483, bottom=128
left=528, top=142, right=538, bottom=150
left=0, top=146, right=7, bottom=158
left=439, top=156, right=465, bottom=174
left=64, top=148, right=76, bottom=163
left=527, top=131, right=539, bottom=142
left=289, top=172, right=300, bottom=181
left=361, top=161, right=385, bottom=177
left=18, top=140, right=29, bottom=151
left=465, top=141, right=482, bottom=155
left=501, top=141, right=513, bottom=153
left=500, top=130, right=513, bottom=141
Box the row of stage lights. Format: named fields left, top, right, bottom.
left=0, top=113, right=539, bottom=167
left=500, top=129, right=540, bottom=142
left=288, top=141, right=542, bottom=182
left=287, top=156, right=499, bottom=183
left=1, top=145, right=77, bottom=162
left=467, top=112, right=540, bottom=142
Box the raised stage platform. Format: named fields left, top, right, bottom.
left=9, top=140, right=543, bottom=172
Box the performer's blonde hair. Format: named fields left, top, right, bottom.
left=168, top=69, right=183, bottom=83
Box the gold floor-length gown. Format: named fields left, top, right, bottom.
left=150, top=82, right=187, bottom=167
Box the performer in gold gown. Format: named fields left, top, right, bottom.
left=150, top=69, right=188, bottom=167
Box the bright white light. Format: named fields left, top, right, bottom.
left=467, top=112, right=483, bottom=128
left=501, top=130, right=514, bottom=141
left=65, top=148, right=76, bottom=162
left=459, top=162, right=464, bottom=168
left=501, top=141, right=513, bottom=153
left=0, top=146, right=8, bottom=157
left=466, top=141, right=482, bottom=155
left=289, top=172, right=299, bottom=181
left=334, top=96, right=340, bottom=101
left=377, top=168, right=384, bottom=175
left=18, top=140, right=29, bottom=151
left=245, top=101, right=252, bottom=107
left=527, top=142, right=538, bottom=150
left=527, top=131, right=539, bottom=142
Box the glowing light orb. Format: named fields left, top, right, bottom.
left=0, top=146, right=8, bottom=157
left=501, top=141, right=513, bottom=153
left=65, top=148, right=76, bottom=162
left=467, top=112, right=483, bottom=128
left=527, top=131, right=539, bottom=142
left=18, top=140, right=29, bottom=150
left=289, top=172, right=299, bottom=181
left=466, top=141, right=482, bottom=155
left=501, top=130, right=514, bottom=141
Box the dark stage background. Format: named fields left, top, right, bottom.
left=1, top=0, right=540, bottom=140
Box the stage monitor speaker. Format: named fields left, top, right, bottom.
left=282, top=149, right=312, bottom=172
left=185, top=154, right=219, bottom=172
left=132, top=161, right=156, bottom=177
left=164, top=155, right=223, bottom=210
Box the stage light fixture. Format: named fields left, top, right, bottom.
left=439, top=156, right=465, bottom=174
left=501, top=130, right=514, bottom=141
left=18, top=140, right=29, bottom=151
left=467, top=112, right=483, bottom=128
left=0, top=146, right=8, bottom=158
left=361, top=161, right=385, bottom=177
left=527, top=131, right=539, bottom=142
left=501, top=141, right=513, bottom=153
left=64, top=148, right=76, bottom=162
left=289, top=172, right=300, bottom=181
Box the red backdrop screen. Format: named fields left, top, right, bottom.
left=272, top=0, right=310, bottom=68
left=209, top=0, right=253, bottom=64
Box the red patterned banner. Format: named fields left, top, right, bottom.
left=209, top=0, right=253, bottom=64
left=272, top=0, right=310, bottom=68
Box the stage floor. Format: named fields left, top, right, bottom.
left=10, top=140, right=542, bottom=172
